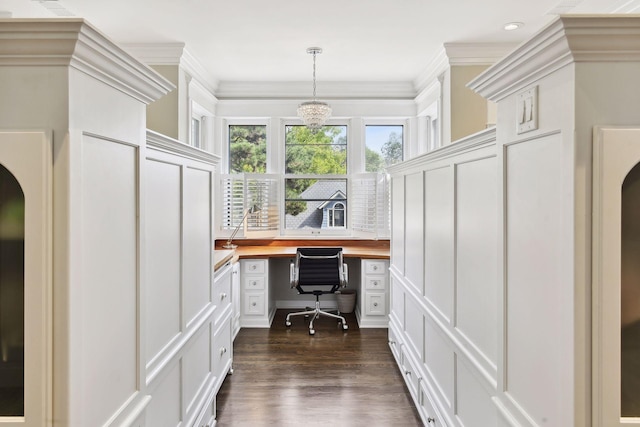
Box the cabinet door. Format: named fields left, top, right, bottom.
left=0, top=131, right=50, bottom=426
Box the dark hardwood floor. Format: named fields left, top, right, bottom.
left=216, top=309, right=423, bottom=426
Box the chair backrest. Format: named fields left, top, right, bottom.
left=294, top=247, right=345, bottom=294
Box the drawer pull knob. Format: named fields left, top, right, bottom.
left=373, top=265, right=378, bottom=271
left=252, top=302, right=257, bottom=307
left=373, top=281, right=378, bottom=286
left=373, top=302, right=378, bottom=307
left=389, top=340, right=396, bottom=345
left=220, top=347, right=227, bottom=355
left=427, top=417, right=435, bottom=424
left=251, top=265, right=256, bottom=270
left=221, top=293, right=227, bottom=299
left=405, top=370, right=411, bottom=376
left=251, top=281, right=257, bottom=286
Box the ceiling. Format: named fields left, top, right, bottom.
left=0, top=0, right=636, bottom=91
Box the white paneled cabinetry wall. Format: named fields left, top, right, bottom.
left=389, top=16, right=640, bottom=427
left=0, top=19, right=231, bottom=427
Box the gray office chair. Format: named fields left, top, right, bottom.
left=285, top=247, right=349, bottom=335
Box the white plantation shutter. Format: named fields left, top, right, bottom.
left=220, top=173, right=279, bottom=238
left=221, top=174, right=245, bottom=229
left=351, top=172, right=390, bottom=238
left=245, top=174, right=279, bottom=236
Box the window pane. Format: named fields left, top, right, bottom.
left=0, top=165, right=25, bottom=416
left=285, top=178, right=346, bottom=230
left=365, top=125, right=403, bottom=172
left=285, top=125, right=347, bottom=174
left=191, top=117, right=201, bottom=148
left=229, top=125, right=267, bottom=173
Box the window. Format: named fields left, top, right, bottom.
left=328, top=202, right=345, bottom=228
left=191, top=117, right=201, bottom=149
left=365, top=125, right=403, bottom=172
left=229, top=125, right=267, bottom=173
left=190, top=101, right=211, bottom=150
left=284, top=125, right=347, bottom=232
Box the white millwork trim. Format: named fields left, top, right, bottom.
left=146, top=130, right=220, bottom=165
left=0, top=18, right=174, bottom=103
left=469, top=15, right=640, bottom=101
left=123, top=42, right=220, bottom=95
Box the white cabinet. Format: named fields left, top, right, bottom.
left=213, top=261, right=233, bottom=327
left=240, top=259, right=275, bottom=327
left=357, top=259, right=390, bottom=327
left=231, top=261, right=241, bottom=339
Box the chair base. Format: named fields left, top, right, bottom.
left=285, top=299, right=348, bottom=335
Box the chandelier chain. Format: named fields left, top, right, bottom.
left=312, top=50, right=317, bottom=100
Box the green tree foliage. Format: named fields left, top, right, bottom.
left=381, top=132, right=403, bottom=167
left=285, top=125, right=346, bottom=216
left=229, top=125, right=267, bottom=173
left=365, top=147, right=384, bottom=172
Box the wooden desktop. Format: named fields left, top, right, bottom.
left=213, top=239, right=390, bottom=329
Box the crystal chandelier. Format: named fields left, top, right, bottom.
left=297, top=47, right=332, bottom=131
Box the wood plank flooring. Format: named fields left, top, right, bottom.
left=216, top=309, right=423, bottom=426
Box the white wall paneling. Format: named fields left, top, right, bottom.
left=80, top=134, right=139, bottom=427
left=503, top=132, right=569, bottom=426
left=455, top=156, right=498, bottom=374
left=388, top=15, right=640, bottom=427
left=424, top=165, right=454, bottom=324
left=0, top=19, right=231, bottom=427
left=388, top=128, right=497, bottom=427
left=183, top=165, right=214, bottom=328
left=145, top=362, right=182, bottom=427
left=404, top=172, right=424, bottom=295
left=145, top=132, right=220, bottom=426
left=144, top=158, right=182, bottom=370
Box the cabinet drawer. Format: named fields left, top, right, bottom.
left=243, top=260, right=266, bottom=274
left=365, top=292, right=386, bottom=316
left=213, top=317, right=232, bottom=391
left=214, top=276, right=232, bottom=325
left=243, top=291, right=265, bottom=315
left=364, top=260, right=387, bottom=275
left=365, top=275, right=387, bottom=290
left=388, top=323, right=402, bottom=363
left=243, top=276, right=265, bottom=290
left=419, top=380, right=446, bottom=426
left=401, top=346, right=421, bottom=402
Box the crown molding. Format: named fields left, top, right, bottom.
left=444, top=42, right=518, bottom=65
left=215, top=80, right=416, bottom=100
left=412, top=42, right=516, bottom=103
left=413, top=47, right=448, bottom=98
left=122, top=42, right=219, bottom=94
left=146, top=130, right=220, bottom=165
left=468, top=15, right=640, bottom=101
left=387, top=127, right=496, bottom=176
left=0, top=18, right=174, bottom=104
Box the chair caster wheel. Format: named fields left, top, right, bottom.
left=285, top=320, right=291, bottom=327
left=342, top=324, right=349, bottom=330
left=309, top=329, right=315, bottom=335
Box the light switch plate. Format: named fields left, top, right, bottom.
left=516, top=86, right=538, bottom=134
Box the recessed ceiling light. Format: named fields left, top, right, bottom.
left=504, top=22, right=524, bottom=31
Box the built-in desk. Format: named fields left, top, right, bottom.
left=214, top=239, right=390, bottom=329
